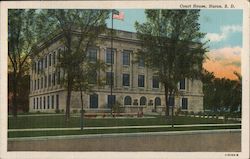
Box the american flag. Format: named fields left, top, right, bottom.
left=112, top=10, right=124, bottom=20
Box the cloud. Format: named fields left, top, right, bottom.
left=205, top=25, right=242, bottom=42
left=203, top=46, right=241, bottom=79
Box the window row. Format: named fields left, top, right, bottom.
left=106, top=73, right=159, bottom=88
left=33, top=94, right=59, bottom=110
left=31, top=71, right=61, bottom=91
left=87, top=48, right=144, bottom=67
left=167, top=97, right=188, bottom=110
left=105, top=73, right=186, bottom=89
left=124, top=96, right=162, bottom=106
left=33, top=48, right=146, bottom=76
left=89, top=95, right=162, bottom=109
left=33, top=48, right=63, bottom=74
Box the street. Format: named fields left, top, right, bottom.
left=8, top=130, right=241, bottom=152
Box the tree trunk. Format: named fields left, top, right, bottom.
left=12, top=76, right=18, bottom=117
left=65, top=78, right=73, bottom=121
left=80, top=84, right=84, bottom=130
left=164, top=83, right=169, bottom=118
left=169, top=90, right=174, bottom=128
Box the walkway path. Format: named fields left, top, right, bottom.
left=8, top=123, right=241, bottom=132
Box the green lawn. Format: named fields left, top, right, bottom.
left=8, top=114, right=240, bottom=129
left=8, top=125, right=241, bottom=138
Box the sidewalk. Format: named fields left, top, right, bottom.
left=8, top=123, right=241, bottom=132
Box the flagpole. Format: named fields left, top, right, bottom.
left=110, top=9, right=114, bottom=115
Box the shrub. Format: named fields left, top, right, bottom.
left=72, top=109, right=78, bottom=114
left=184, top=111, right=188, bottom=116
left=175, top=107, right=181, bottom=116
left=133, top=99, right=138, bottom=106
left=148, top=100, right=153, bottom=106
left=113, top=101, right=123, bottom=114
left=55, top=109, right=60, bottom=114
left=80, top=109, right=86, bottom=114
left=197, top=111, right=202, bottom=115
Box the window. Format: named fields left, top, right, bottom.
left=168, top=97, right=175, bottom=107
left=36, top=97, right=39, bottom=109
left=106, top=72, right=114, bottom=85
left=57, top=71, right=60, bottom=84
left=41, top=58, right=43, bottom=70
left=33, top=98, right=35, bottom=109
left=139, top=58, right=144, bottom=67
left=44, top=76, right=47, bottom=88
left=57, top=49, right=61, bottom=62
left=47, top=96, right=50, bottom=109
left=45, top=56, right=47, bottom=68
left=43, top=96, right=46, bottom=109
left=122, top=74, right=130, bottom=86
left=155, top=97, right=161, bottom=106
left=140, top=96, right=147, bottom=106
left=89, top=71, right=97, bottom=84
left=53, top=52, right=56, bottom=65
left=39, top=60, right=42, bottom=73
left=123, top=51, right=130, bottom=65
left=34, top=62, right=37, bottom=74
left=124, top=96, right=132, bottom=105
left=106, top=48, right=115, bottom=64
left=34, top=80, right=36, bottom=90
left=48, top=74, right=51, bottom=87
left=40, top=97, right=42, bottom=109
left=138, top=75, right=145, bottom=87
left=90, top=94, right=98, bottom=108
left=181, top=98, right=188, bottom=110
left=152, top=76, right=159, bottom=88
left=38, top=79, right=40, bottom=90
left=37, top=61, right=39, bottom=73
left=51, top=95, right=54, bottom=109
left=56, top=94, right=59, bottom=110
left=107, top=95, right=116, bottom=108
left=41, top=77, right=43, bottom=89
left=88, top=48, right=97, bottom=62
left=180, top=79, right=185, bottom=90
left=37, top=61, right=41, bottom=74
left=49, top=54, right=52, bottom=66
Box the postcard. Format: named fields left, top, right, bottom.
left=0, top=0, right=249, bottom=159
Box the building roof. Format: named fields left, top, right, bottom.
left=31, top=28, right=140, bottom=56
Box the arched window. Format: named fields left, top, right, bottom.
left=140, top=96, right=147, bottom=106
left=124, top=96, right=132, bottom=106
left=155, top=97, right=161, bottom=106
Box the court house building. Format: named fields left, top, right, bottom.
left=29, top=29, right=204, bottom=114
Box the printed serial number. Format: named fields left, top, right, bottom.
left=225, top=153, right=239, bottom=156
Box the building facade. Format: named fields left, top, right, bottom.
left=29, top=30, right=204, bottom=114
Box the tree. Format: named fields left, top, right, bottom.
left=201, top=69, right=216, bottom=111
left=202, top=70, right=242, bottom=113
left=135, top=10, right=207, bottom=118
left=230, top=72, right=241, bottom=112
left=73, top=57, right=106, bottom=129
left=8, top=9, right=39, bottom=117
left=42, top=9, right=110, bottom=121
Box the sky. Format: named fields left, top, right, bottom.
left=107, top=9, right=243, bottom=80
